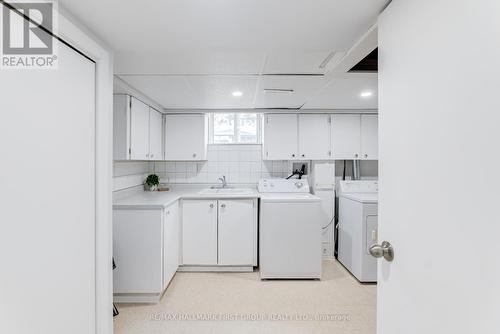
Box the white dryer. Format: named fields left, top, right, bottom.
left=258, top=178, right=322, bottom=279
left=338, top=180, right=378, bottom=282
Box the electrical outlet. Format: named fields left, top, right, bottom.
left=322, top=243, right=333, bottom=258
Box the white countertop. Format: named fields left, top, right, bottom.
left=113, top=186, right=260, bottom=210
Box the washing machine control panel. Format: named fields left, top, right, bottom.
left=258, top=178, right=311, bottom=193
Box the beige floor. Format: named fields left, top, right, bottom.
left=114, top=260, right=376, bottom=334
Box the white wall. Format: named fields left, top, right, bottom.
left=113, top=161, right=150, bottom=191
left=115, top=146, right=378, bottom=189
left=152, top=144, right=290, bottom=184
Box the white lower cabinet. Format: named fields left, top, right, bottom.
left=113, top=201, right=179, bottom=303
left=218, top=199, right=255, bottom=265
left=163, top=201, right=179, bottom=289
left=181, top=200, right=218, bottom=265
left=181, top=198, right=257, bottom=268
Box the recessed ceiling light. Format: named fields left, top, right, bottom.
left=232, top=91, right=243, bottom=97
left=360, top=91, right=373, bottom=98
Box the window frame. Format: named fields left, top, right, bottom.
left=209, top=112, right=262, bottom=145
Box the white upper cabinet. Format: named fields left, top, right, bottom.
left=113, top=94, right=164, bottom=161
left=331, top=114, right=362, bottom=159
left=360, top=114, right=378, bottom=160
left=164, top=114, right=207, bottom=161
left=331, top=114, right=378, bottom=160
left=263, top=114, right=298, bottom=160
left=130, top=97, right=150, bottom=160
left=298, top=114, right=332, bottom=160
left=148, top=108, right=163, bottom=160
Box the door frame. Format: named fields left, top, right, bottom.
left=57, top=7, right=114, bottom=334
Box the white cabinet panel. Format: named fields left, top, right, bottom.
left=263, top=114, right=298, bottom=160
left=298, top=114, right=332, bottom=160
left=218, top=199, right=255, bottom=265
left=130, top=97, right=150, bottom=160
left=182, top=200, right=218, bottom=265
left=113, top=210, right=163, bottom=294
left=149, top=108, right=163, bottom=160
left=331, top=114, right=361, bottom=159
left=165, top=114, right=207, bottom=160
left=163, top=202, right=179, bottom=288
left=361, top=115, right=378, bottom=160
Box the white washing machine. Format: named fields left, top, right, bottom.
left=338, top=180, right=378, bottom=282
left=258, top=178, right=322, bottom=279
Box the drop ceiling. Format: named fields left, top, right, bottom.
left=59, top=0, right=387, bottom=110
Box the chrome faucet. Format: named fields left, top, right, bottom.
left=218, top=175, right=228, bottom=188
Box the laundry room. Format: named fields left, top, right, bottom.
left=3, top=1, right=499, bottom=334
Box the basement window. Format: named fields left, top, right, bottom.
left=209, top=113, right=261, bottom=144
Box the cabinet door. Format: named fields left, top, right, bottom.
left=163, top=202, right=179, bottom=288
left=218, top=199, right=255, bottom=265
left=130, top=97, right=150, bottom=160
left=263, top=114, right=298, bottom=160
left=165, top=114, right=207, bottom=160
left=149, top=108, right=163, bottom=160
left=182, top=200, right=217, bottom=265
left=361, top=115, right=378, bottom=160
left=113, top=210, right=163, bottom=294
left=331, top=114, right=361, bottom=159
left=298, top=114, right=332, bottom=160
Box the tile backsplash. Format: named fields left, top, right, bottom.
left=152, top=144, right=291, bottom=184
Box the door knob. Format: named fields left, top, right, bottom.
left=220, top=204, right=226, bottom=208
left=369, top=241, right=394, bottom=262
left=209, top=203, right=214, bottom=208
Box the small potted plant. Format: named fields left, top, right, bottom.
left=144, top=174, right=160, bottom=191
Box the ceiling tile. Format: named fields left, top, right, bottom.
left=255, top=75, right=328, bottom=109
left=302, top=73, right=378, bottom=109
left=118, top=75, right=259, bottom=109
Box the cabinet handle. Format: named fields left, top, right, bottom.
left=209, top=203, right=214, bottom=208
left=151, top=154, right=154, bottom=158
left=166, top=211, right=170, bottom=215
left=301, top=154, right=305, bottom=158
left=193, top=153, right=197, bottom=158
left=364, top=154, right=368, bottom=158
left=354, top=153, right=359, bottom=158
left=292, top=154, right=295, bottom=158
left=328, top=151, right=332, bottom=156
left=221, top=204, right=226, bottom=208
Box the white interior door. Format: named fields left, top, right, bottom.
left=149, top=108, right=163, bottom=160
left=378, top=1, right=500, bottom=333
left=130, top=97, right=150, bottom=160
left=298, top=114, right=332, bottom=159
left=0, top=37, right=96, bottom=333
left=263, top=114, right=298, bottom=160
